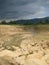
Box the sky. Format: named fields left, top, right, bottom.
left=0, top=0, right=49, bottom=20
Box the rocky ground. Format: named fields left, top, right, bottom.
left=0, top=25, right=49, bottom=65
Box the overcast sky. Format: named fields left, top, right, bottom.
left=0, top=0, right=49, bottom=19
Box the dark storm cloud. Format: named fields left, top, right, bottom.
left=0, top=0, right=49, bottom=19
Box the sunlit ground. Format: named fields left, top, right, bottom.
left=0, top=25, right=49, bottom=65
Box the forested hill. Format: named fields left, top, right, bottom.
left=0, top=17, right=49, bottom=25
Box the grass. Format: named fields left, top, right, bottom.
left=0, top=24, right=49, bottom=51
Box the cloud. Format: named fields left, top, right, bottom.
left=18, top=6, right=46, bottom=19
left=0, top=0, right=49, bottom=19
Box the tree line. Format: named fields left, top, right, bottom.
left=0, top=19, right=49, bottom=25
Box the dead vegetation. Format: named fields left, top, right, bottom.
left=0, top=25, right=49, bottom=65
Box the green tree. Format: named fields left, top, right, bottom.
left=1, top=20, right=6, bottom=24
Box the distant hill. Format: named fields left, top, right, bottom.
left=0, top=17, right=49, bottom=25
left=15, top=17, right=49, bottom=24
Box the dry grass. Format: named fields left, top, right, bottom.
left=0, top=25, right=49, bottom=50
left=0, top=25, right=49, bottom=65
